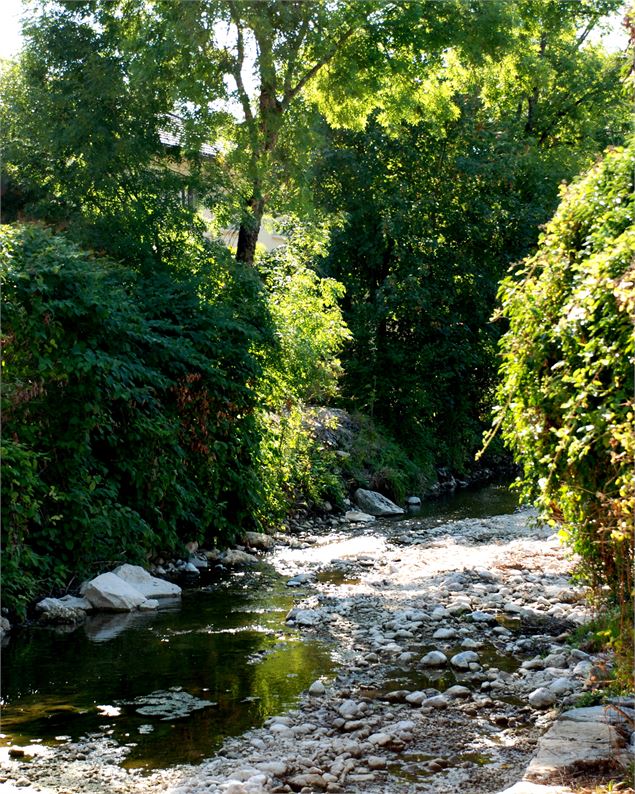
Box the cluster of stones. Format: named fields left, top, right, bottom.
left=35, top=564, right=182, bottom=621
left=32, top=531, right=280, bottom=627
left=4, top=504, right=633, bottom=794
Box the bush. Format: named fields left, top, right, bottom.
left=1, top=223, right=265, bottom=613
left=494, top=140, right=634, bottom=648
left=258, top=239, right=351, bottom=404
left=252, top=237, right=352, bottom=522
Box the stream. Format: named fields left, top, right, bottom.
left=0, top=486, right=519, bottom=774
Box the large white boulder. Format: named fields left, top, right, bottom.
left=112, top=564, right=182, bottom=598
left=526, top=720, right=629, bottom=781
left=82, top=572, right=147, bottom=611
left=354, top=488, right=404, bottom=517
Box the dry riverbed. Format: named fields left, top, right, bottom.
left=1, top=508, right=631, bottom=794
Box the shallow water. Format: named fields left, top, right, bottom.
left=0, top=484, right=518, bottom=770
left=1, top=568, right=334, bottom=768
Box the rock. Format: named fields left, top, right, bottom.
left=461, top=638, right=481, bottom=649
left=138, top=599, right=160, bottom=611
left=447, top=602, right=471, bottom=616
left=548, top=677, right=574, bottom=696
left=451, top=651, right=480, bottom=669
left=367, top=756, right=387, bottom=769
left=37, top=595, right=93, bottom=612
left=526, top=720, right=628, bottom=781
left=424, top=695, right=448, bottom=709
left=572, top=660, right=593, bottom=677
left=188, top=554, right=208, bottom=569
left=405, top=690, right=428, bottom=705
left=0, top=616, right=11, bottom=637
left=344, top=510, right=376, bottom=523
left=496, top=784, right=573, bottom=794
left=82, top=572, right=147, bottom=611
left=338, top=699, right=359, bottom=718
left=445, top=685, right=472, bottom=699
left=395, top=650, right=415, bottom=665
left=15, top=778, right=31, bottom=788
left=432, top=627, right=458, bottom=640
left=406, top=496, right=421, bottom=506
left=35, top=600, right=87, bottom=624
left=420, top=650, right=448, bottom=667
left=241, top=531, right=275, bottom=551
left=181, top=561, right=200, bottom=574
left=470, top=610, right=496, bottom=623
left=286, top=608, right=320, bottom=626
left=353, top=489, right=405, bottom=517
left=367, top=732, right=392, bottom=746
left=308, top=680, right=326, bottom=696
left=221, top=549, right=258, bottom=566
left=528, top=687, right=557, bottom=709
left=185, top=541, right=199, bottom=554
left=543, top=653, right=568, bottom=669
left=257, top=761, right=287, bottom=777
left=560, top=705, right=635, bottom=727
left=286, top=572, right=315, bottom=587
left=288, top=774, right=327, bottom=791
left=112, top=564, right=182, bottom=598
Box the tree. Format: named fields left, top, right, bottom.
left=10, top=0, right=525, bottom=265
left=0, top=223, right=268, bottom=614
left=316, top=1, right=629, bottom=471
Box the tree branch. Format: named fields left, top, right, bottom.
left=282, top=15, right=309, bottom=100
left=228, top=3, right=255, bottom=131
left=281, top=24, right=357, bottom=110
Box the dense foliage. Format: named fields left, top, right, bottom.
left=1, top=224, right=266, bottom=614
left=0, top=0, right=631, bottom=620
left=494, top=139, right=634, bottom=615
left=254, top=236, right=351, bottom=521
left=317, top=8, right=629, bottom=474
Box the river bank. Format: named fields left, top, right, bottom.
left=1, top=497, right=632, bottom=793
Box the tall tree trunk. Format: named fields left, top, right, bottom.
left=236, top=195, right=265, bottom=266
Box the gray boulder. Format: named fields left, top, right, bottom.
left=221, top=549, right=259, bottom=566
left=37, top=595, right=93, bottom=613
left=420, top=650, right=448, bottom=667
left=36, top=603, right=86, bottom=624
left=528, top=687, right=557, bottom=709
left=450, top=651, right=480, bottom=669
left=526, top=720, right=628, bottom=781
left=354, top=488, right=405, bottom=517
left=82, top=572, right=147, bottom=611
left=241, top=531, right=275, bottom=551
left=113, top=564, right=182, bottom=598
left=345, top=510, right=376, bottom=523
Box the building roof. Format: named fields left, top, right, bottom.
left=159, top=115, right=217, bottom=158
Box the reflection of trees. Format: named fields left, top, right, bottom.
left=2, top=581, right=335, bottom=767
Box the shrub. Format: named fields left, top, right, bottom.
left=1, top=223, right=265, bottom=613
left=493, top=140, right=634, bottom=664
left=252, top=236, right=352, bottom=521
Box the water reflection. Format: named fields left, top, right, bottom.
left=1, top=567, right=335, bottom=768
